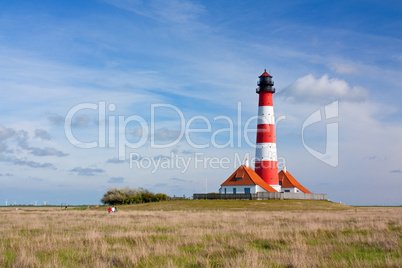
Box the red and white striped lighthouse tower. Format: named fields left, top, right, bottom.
left=255, top=69, right=280, bottom=191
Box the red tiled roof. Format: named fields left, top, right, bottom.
left=221, top=165, right=277, bottom=192
left=259, top=69, right=271, bottom=77
left=278, top=170, right=311, bottom=194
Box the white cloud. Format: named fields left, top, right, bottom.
left=103, top=0, right=205, bottom=24
left=0, top=154, right=55, bottom=169
left=72, top=115, right=91, bottom=128
left=107, top=177, right=125, bottom=183
left=0, top=142, right=10, bottom=153
left=106, top=157, right=126, bottom=164
left=151, top=0, right=205, bottom=24
left=70, top=167, right=105, bottom=176
left=0, top=125, right=16, bottom=140
left=47, top=114, right=65, bottom=125
left=330, top=62, right=360, bottom=75
left=153, top=127, right=182, bottom=141
left=34, top=129, right=52, bottom=140
left=282, top=74, right=369, bottom=103
left=29, top=147, right=68, bottom=157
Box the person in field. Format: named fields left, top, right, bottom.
left=108, top=207, right=112, bottom=213
left=111, top=206, right=115, bottom=213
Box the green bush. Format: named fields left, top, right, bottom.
left=153, top=193, right=169, bottom=202
left=124, top=195, right=142, bottom=204
left=101, top=187, right=170, bottom=205
left=141, top=192, right=154, bottom=203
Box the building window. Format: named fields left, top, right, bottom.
left=244, top=188, right=250, bottom=194
left=235, top=177, right=242, bottom=181
left=233, top=188, right=236, bottom=194
left=279, top=181, right=282, bottom=186
left=284, top=190, right=290, bottom=193
left=224, top=188, right=226, bottom=194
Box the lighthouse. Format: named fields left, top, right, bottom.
left=255, top=69, right=280, bottom=191
left=216, top=70, right=317, bottom=197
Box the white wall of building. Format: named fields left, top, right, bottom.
left=271, top=185, right=281, bottom=192
left=255, top=185, right=269, bottom=193
left=281, top=187, right=302, bottom=193
left=219, top=185, right=270, bottom=194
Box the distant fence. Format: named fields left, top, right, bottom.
left=193, top=193, right=252, bottom=200
left=193, top=192, right=327, bottom=200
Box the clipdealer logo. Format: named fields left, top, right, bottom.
left=302, top=101, right=339, bottom=167
left=64, top=101, right=338, bottom=169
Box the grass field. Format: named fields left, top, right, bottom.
left=0, top=200, right=401, bottom=267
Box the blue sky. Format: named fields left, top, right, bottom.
left=0, top=0, right=401, bottom=205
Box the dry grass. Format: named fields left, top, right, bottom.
left=103, top=199, right=350, bottom=212
left=0, top=202, right=401, bottom=267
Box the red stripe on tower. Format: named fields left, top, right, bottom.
left=255, top=69, right=280, bottom=191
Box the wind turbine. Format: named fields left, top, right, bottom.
left=5, top=199, right=8, bottom=206
left=43, top=201, right=47, bottom=206
left=34, top=200, right=38, bottom=206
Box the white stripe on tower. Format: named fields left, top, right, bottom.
left=257, top=106, right=275, bottom=125
left=255, top=143, right=277, bottom=161
left=255, top=69, right=280, bottom=191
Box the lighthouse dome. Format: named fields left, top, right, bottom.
left=259, top=69, right=272, bottom=78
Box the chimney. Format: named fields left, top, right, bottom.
left=284, top=165, right=287, bottom=173
left=245, top=158, right=249, bottom=167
